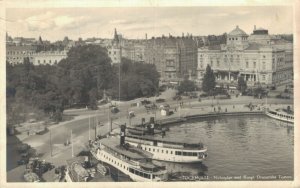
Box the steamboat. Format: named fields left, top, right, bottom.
left=125, top=117, right=208, bottom=163
left=90, top=125, right=168, bottom=182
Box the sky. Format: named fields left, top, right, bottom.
left=5, top=6, right=293, bottom=42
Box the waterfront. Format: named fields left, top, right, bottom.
left=157, top=115, right=294, bottom=181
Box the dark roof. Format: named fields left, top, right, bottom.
left=208, top=45, right=221, bottom=50
left=244, top=43, right=263, bottom=50
left=6, top=45, right=37, bottom=51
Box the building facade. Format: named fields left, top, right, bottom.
left=144, top=35, right=197, bottom=84
left=197, top=26, right=293, bottom=87
left=6, top=45, right=37, bottom=65
left=107, top=29, right=122, bottom=64
left=32, top=50, right=68, bottom=65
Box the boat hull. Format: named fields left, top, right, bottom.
left=265, top=110, right=294, bottom=124
left=126, top=141, right=207, bottom=163
left=91, top=150, right=167, bottom=182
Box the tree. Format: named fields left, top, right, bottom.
left=111, top=58, right=160, bottom=100
left=178, top=79, right=196, bottom=94
left=237, top=76, right=247, bottom=93
left=202, top=65, right=216, bottom=94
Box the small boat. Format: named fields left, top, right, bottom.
left=265, top=108, right=294, bottom=124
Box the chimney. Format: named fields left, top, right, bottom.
left=182, top=32, right=184, bottom=37
left=145, top=33, right=148, bottom=40
left=254, top=25, right=256, bottom=31
left=120, top=124, right=126, bottom=146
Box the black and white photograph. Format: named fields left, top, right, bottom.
left=1, top=0, right=299, bottom=187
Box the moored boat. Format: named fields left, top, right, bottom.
left=125, top=118, right=208, bottom=163
left=90, top=125, right=168, bottom=182
left=265, top=108, right=294, bottom=124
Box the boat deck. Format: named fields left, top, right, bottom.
left=100, top=137, right=153, bottom=160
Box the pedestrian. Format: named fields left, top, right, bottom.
left=225, top=108, right=227, bottom=112
left=214, top=107, right=216, bottom=112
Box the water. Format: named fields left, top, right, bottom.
left=157, top=115, right=294, bottom=181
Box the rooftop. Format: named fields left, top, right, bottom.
left=244, top=42, right=263, bottom=50
left=228, top=26, right=248, bottom=36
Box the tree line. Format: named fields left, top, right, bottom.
left=6, top=45, right=159, bottom=125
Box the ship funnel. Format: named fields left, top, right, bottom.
left=149, top=117, right=155, bottom=135
left=120, top=124, right=126, bottom=146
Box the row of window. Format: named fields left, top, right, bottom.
left=269, top=111, right=294, bottom=120
left=7, top=51, right=34, bottom=55
left=37, top=59, right=58, bottom=64
left=228, top=37, right=247, bottom=41
left=129, top=168, right=151, bottom=179
left=108, top=51, right=117, bottom=55
left=7, top=56, right=33, bottom=60
left=102, top=153, right=128, bottom=170
left=142, top=146, right=200, bottom=157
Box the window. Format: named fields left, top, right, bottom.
left=253, top=62, right=256, bottom=68
left=162, top=150, right=164, bottom=153
left=170, top=151, right=173, bottom=154
left=262, top=62, right=266, bottom=70
left=246, top=62, right=249, bottom=68
left=217, top=61, right=220, bottom=67
left=236, top=38, right=238, bottom=40
left=263, top=55, right=266, bottom=58
left=38, top=60, right=40, bottom=64
left=175, top=151, right=182, bottom=155
left=262, top=75, right=266, bottom=80
left=166, top=150, right=168, bottom=154
left=114, top=51, right=116, bottom=55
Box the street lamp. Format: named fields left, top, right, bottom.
left=95, top=122, right=104, bottom=140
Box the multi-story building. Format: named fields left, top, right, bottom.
left=197, top=26, right=293, bottom=87
left=6, top=45, right=37, bottom=65
left=144, top=35, right=197, bottom=84
left=32, top=50, right=68, bottom=65
left=107, top=29, right=122, bottom=64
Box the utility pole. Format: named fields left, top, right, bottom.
left=89, top=115, right=91, bottom=141
left=71, top=130, right=74, bottom=157
left=95, top=124, right=97, bottom=140
left=49, top=130, right=53, bottom=157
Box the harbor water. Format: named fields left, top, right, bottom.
left=157, top=115, right=294, bottom=181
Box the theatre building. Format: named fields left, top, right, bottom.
left=197, top=26, right=293, bottom=88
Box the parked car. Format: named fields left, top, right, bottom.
left=129, top=111, right=135, bottom=118
left=111, top=107, right=119, bottom=114
left=141, top=99, right=151, bottom=105
left=155, top=98, right=166, bottom=103
left=173, top=95, right=182, bottom=101
left=199, top=93, right=209, bottom=98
